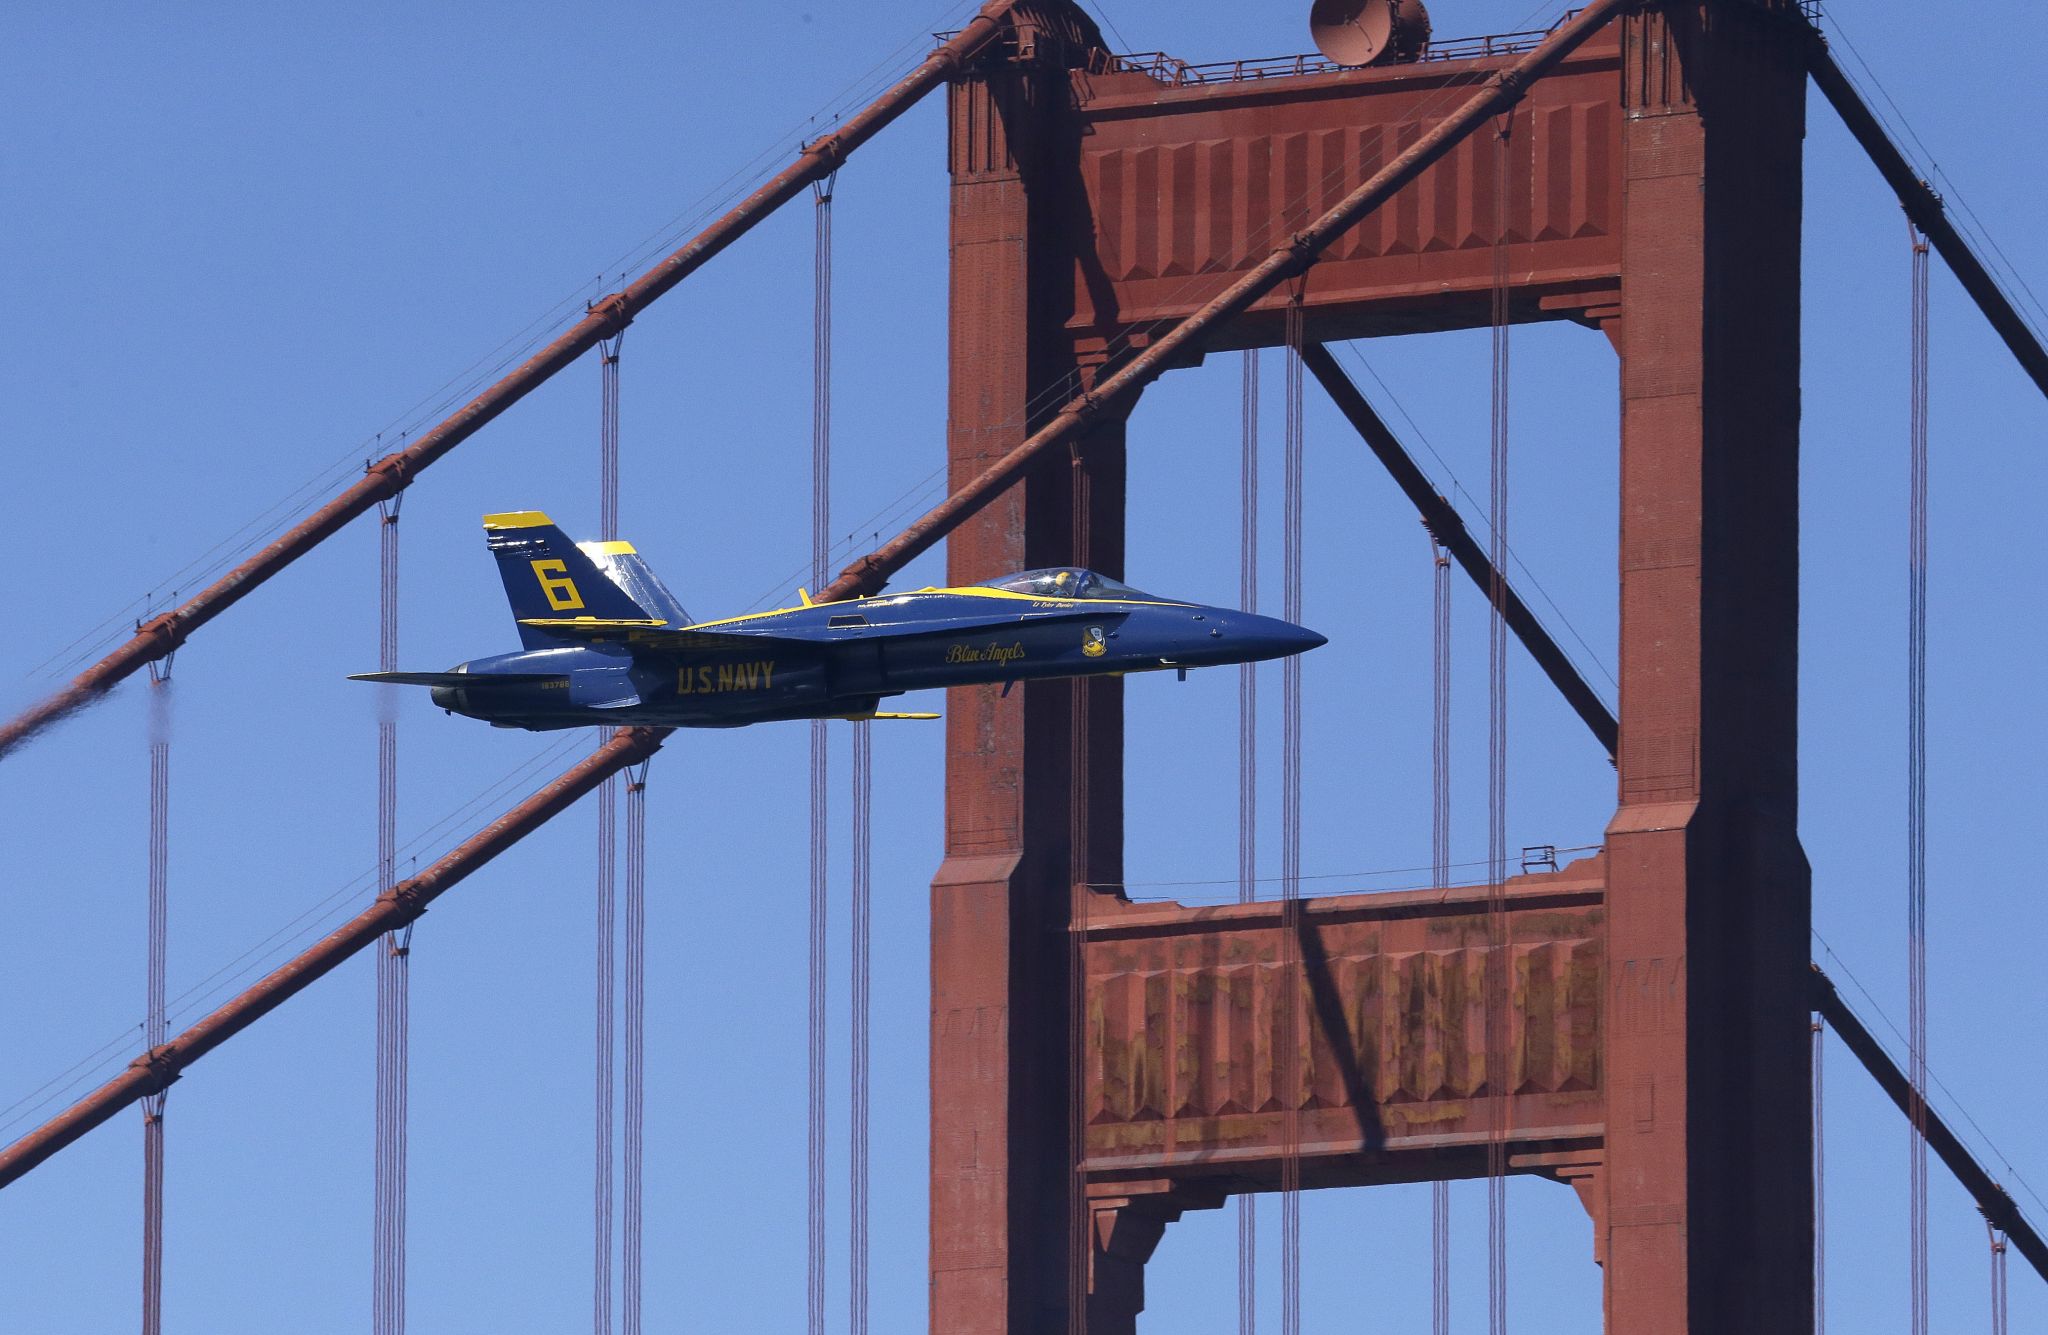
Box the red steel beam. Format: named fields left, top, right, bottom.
left=1806, top=31, right=2048, bottom=402
left=1811, top=966, right=2048, bottom=1284
left=0, top=0, right=1019, bottom=764
left=818, top=0, right=1635, bottom=604
left=0, top=726, right=668, bottom=1190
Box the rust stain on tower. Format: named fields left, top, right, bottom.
left=932, top=3, right=1813, bottom=1331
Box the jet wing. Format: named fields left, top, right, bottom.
left=518, top=618, right=822, bottom=655
left=348, top=671, right=568, bottom=687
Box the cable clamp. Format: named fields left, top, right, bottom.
left=587, top=292, right=633, bottom=340
left=367, top=452, right=417, bottom=497
left=131, top=1044, right=184, bottom=1092
left=805, top=133, right=849, bottom=173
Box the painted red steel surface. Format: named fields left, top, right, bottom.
left=1065, top=29, right=1623, bottom=349
left=1081, top=861, right=1605, bottom=1188
left=928, top=10, right=1130, bottom=1331
left=925, top=3, right=1818, bottom=1331
left=1601, top=5, right=1813, bottom=1330
left=921, top=5, right=1644, bottom=1330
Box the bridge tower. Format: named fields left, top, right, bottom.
left=930, top=2, right=1813, bottom=1331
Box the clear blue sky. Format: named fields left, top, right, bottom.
left=2, top=1, right=2043, bottom=1330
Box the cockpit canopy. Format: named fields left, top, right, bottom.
left=977, top=567, right=1158, bottom=601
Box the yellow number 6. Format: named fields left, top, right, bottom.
left=530, top=559, right=585, bottom=612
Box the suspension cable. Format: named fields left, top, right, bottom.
left=1907, top=221, right=1932, bottom=1335
left=594, top=327, right=626, bottom=1335
left=374, top=492, right=409, bottom=1335
left=1987, top=1220, right=2010, bottom=1335
left=806, top=170, right=837, bottom=1335
left=1238, top=347, right=1260, bottom=1335
left=1430, top=522, right=1453, bottom=1335
left=1484, top=108, right=1515, bottom=1335
left=849, top=719, right=872, bottom=1335
left=622, top=761, right=650, bottom=1335
left=1067, top=440, right=1097, bottom=1335
left=1814, top=1020, right=1827, bottom=1335
left=1279, top=290, right=1306, bottom=1335
left=142, top=655, right=174, bottom=1335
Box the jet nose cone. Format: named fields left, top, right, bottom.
left=1239, top=613, right=1326, bottom=661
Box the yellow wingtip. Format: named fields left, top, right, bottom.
left=797, top=588, right=815, bottom=607
left=483, top=509, right=553, bottom=530
left=581, top=539, right=637, bottom=556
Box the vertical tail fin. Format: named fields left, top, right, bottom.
left=580, top=541, right=692, bottom=627
left=483, top=511, right=654, bottom=649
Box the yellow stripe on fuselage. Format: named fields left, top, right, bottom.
left=676, top=584, right=1192, bottom=633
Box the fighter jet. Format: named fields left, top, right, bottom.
left=351, top=511, right=1326, bottom=730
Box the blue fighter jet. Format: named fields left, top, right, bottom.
left=351, top=511, right=1326, bottom=730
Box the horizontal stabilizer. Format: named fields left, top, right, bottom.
left=826, top=710, right=941, bottom=721
left=348, top=671, right=568, bottom=688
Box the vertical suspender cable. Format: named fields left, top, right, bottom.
left=1279, top=292, right=1306, bottom=1335
left=1429, top=524, right=1453, bottom=1335
left=849, top=719, right=872, bottom=1335
left=594, top=327, right=625, bottom=1335
left=612, top=325, right=644, bottom=1335
left=1237, top=347, right=1260, bottom=1335
left=374, top=493, right=409, bottom=1335
left=1484, top=111, right=1515, bottom=1335
left=594, top=765, right=616, bottom=1335
left=142, top=656, right=173, bottom=1335
left=1906, top=222, right=1932, bottom=1335
left=807, top=171, right=837, bottom=1335
left=1813, top=1020, right=1827, bottom=1335
left=1987, top=1223, right=2009, bottom=1335
left=1067, top=438, right=1097, bottom=1335
left=830, top=161, right=868, bottom=1335
left=621, top=760, right=649, bottom=1335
